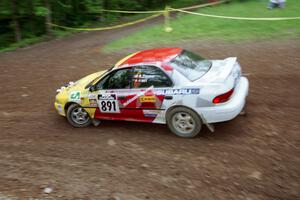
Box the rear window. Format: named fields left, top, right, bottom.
left=168, top=50, right=212, bottom=81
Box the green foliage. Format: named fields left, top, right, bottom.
left=0, top=0, right=213, bottom=51
left=84, top=0, right=102, bottom=13
left=35, top=6, right=49, bottom=17
left=103, top=0, right=300, bottom=52
left=169, top=0, right=206, bottom=8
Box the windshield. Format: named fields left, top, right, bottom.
left=85, top=67, right=113, bottom=89
left=168, top=50, right=212, bottom=81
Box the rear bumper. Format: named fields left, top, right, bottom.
left=197, top=77, right=249, bottom=123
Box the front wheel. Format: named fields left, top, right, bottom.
left=66, top=104, right=92, bottom=127
left=166, top=107, right=202, bottom=138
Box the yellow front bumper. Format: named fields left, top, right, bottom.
left=54, top=102, right=66, bottom=116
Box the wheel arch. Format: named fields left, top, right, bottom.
left=165, top=105, right=204, bottom=124
left=64, top=102, right=78, bottom=113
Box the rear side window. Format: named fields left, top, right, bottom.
left=168, top=50, right=212, bottom=81
left=132, top=65, right=173, bottom=88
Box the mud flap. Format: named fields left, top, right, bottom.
left=199, top=113, right=215, bottom=133
left=205, top=123, right=215, bottom=132
left=92, top=119, right=101, bottom=127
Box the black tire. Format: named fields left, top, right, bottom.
left=166, top=107, right=202, bottom=138
left=66, top=104, right=92, bottom=128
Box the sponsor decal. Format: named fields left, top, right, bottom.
left=88, top=93, right=97, bottom=99
left=140, top=95, right=156, bottom=103
left=98, top=94, right=120, bottom=113
left=143, top=110, right=160, bottom=118
left=89, top=99, right=98, bottom=107
left=134, top=74, right=156, bottom=80
left=69, top=91, right=80, bottom=102
left=122, top=86, right=154, bottom=107
left=156, top=88, right=200, bottom=95
left=99, top=94, right=117, bottom=101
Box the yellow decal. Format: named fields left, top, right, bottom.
left=114, top=51, right=140, bottom=67
left=140, top=96, right=156, bottom=103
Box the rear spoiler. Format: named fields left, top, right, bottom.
left=199, top=57, right=237, bottom=83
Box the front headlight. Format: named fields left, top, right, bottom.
left=56, top=81, right=76, bottom=93
left=56, top=86, right=66, bottom=93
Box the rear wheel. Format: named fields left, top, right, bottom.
left=66, top=104, right=92, bottom=127
left=166, top=107, right=202, bottom=138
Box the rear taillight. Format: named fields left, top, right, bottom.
left=213, top=88, right=234, bottom=104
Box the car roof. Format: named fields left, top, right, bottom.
left=114, top=47, right=183, bottom=68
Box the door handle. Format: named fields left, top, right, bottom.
left=164, top=96, right=173, bottom=100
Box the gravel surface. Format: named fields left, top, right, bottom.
left=0, top=21, right=299, bottom=200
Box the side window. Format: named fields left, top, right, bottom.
left=96, top=68, right=132, bottom=90
left=133, top=65, right=173, bottom=88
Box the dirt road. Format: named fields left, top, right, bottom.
left=0, top=21, right=299, bottom=200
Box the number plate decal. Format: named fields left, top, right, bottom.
left=98, top=94, right=120, bottom=113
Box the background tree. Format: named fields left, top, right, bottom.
left=0, top=0, right=208, bottom=50
left=11, top=0, right=21, bottom=42
left=44, top=0, right=52, bottom=36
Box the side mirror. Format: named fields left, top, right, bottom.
left=89, top=85, right=96, bottom=92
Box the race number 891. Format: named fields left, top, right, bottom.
left=98, top=94, right=120, bottom=113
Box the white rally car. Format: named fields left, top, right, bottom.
left=55, top=48, right=249, bottom=138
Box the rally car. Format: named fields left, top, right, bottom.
left=55, top=48, right=249, bottom=138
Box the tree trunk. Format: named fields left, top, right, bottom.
left=11, top=0, right=21, bottom=42
left=28, top=0, right=35, bottom=22
left=45, top=0, right=52, bottom=36
left=28, top=0, right=36, bottom=34
left=102, top=0, right=109, bottom=21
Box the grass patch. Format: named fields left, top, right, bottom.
left=103, top=0, right=300, bottom=52
left=0, top=37, right=45, bottom=52
left=168, top=0, right=209, bottom=9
